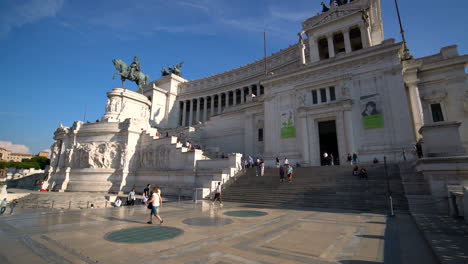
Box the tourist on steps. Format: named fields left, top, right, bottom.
left=279, top=165, right=285, bottom=183
left=286, top=165, right=293, bottom=182
left=213, top=182, right=222, bottom=204
left=352, top=153, right=358, bottom=165
left=275, top=157, right=280, bottom=168
left=359, top=168, right=368, bottom=180
left=352, top=166, right=359, bottom=177
left=347, top=153, right=352, bottom=165
left=146, top=187, right=163, bottom=224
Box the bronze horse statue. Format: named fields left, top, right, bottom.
left=112, top=59, right=149, bottom=93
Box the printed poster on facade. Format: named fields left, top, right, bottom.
left=280, top=110, right=296, bottom=138
left=361, top=94, right=384, bottom=129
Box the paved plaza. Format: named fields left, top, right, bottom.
left=0, top=201, right=438, bottom=264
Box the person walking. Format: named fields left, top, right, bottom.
left=259, top=159, right=265, bottom=177
left=9, top=199, right=17, bottom=215
left=323, top=152, right=329, bottom=165
left=284, top=157, right=289, bottom=166
left=127, top=188, right=136, bottom=206
left=352, top=153, right=358, bottom=165
left=146, top=187, right=163, bottom=224
left=347, top=153, right=352, bottom=165
left=275, top=157, right=280, bottom=168
left=1, top=198, right=7, bottom=215
left=286, top=165, right=293, bottom=182
left=213, top=182, right=222, bottom=204
left=143, top=184, right=151, bottom=199
left=359, top=167, right=368, bottom=180
left=279, top=165, right=285, bottom=183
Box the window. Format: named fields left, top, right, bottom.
left=318, top=37, right=329, bottom=60
left=350, top=27, right=363, bottom=51
left=258, top=128, right=263, bottom=142
left=312, top=90, right=318, bottom=104
left=329, top=86, right=336, bottom=101
left=320, top=88, right=327, bottom=103
left=431, top=103, right=444, bottom=122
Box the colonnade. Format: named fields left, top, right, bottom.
left=310, top=23, right=370, bottom=62
left=179, top=84, right=263, bottom=126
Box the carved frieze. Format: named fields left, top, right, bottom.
left=70, top=142, right=122, bottom=169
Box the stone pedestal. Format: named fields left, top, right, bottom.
left=464, top=187, right=468, bottom=224
left=419, top=121, right=466, bottom=157
left=102, top=88, right=151, bottom=125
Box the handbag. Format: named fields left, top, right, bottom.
left=147, top=203, right=153, bottom=209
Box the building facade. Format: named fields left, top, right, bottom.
left=45, top=0, right=468, bottom=194
left=143, top=0, right=468, bottom=166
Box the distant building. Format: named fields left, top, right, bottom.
left=37, top=151, right=50, bottom=158
left=0, top=147, right=48, bottom=162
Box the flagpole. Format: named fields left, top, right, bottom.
left=394, top=0, right=412, bottom=60
left=263, top=31, right=267, bottom=76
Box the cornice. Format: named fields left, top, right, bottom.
left=262, top=41, right=403, bottom=87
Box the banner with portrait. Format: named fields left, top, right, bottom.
left=280, top=109, right=296, bottom=138
left=360, top=94, right=384, bottom=129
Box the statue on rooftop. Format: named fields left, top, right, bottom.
left=161, top=61, right=184, bottom=77
left=321, top=2, right=330, bottom=12
left=337, top=0, right=348, bottom=6
left=112, top=56, right=149, bottom=93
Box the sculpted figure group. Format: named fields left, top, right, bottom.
left=321, top=0, right=355, bottom=12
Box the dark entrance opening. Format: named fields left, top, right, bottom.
left=318, top=120, right=339, bottom=166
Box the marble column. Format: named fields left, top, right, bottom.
left=344, top=110, right=355, bottom=155
left=408, top=83, right=424, bottom=139
left=217, top=94, right=222, bottom=114
left=310, top=37, right=320, bottom=62
left=210, top=95, right=215, bottom=116
left=188, top=99, right=194, bottom=126
left=182, top=100, right=187, bottom=126
left=195, top=98, right=201, bottom=123
left=225, top=92, right=229, bottom=108
left=343, top=29, right=352, bottom=53
left=203, top=96, right=208, bottom=122
left=248, top=86, right=252, bottom=101
left=256, top=85, right=260, bottom=97
left=360, top=23, right=370, bottom=48
left=241, top=88, right=245, bottom=104
left=233, top=90, right=237, bottom=106
left=327, top=34, right=335, bottom=58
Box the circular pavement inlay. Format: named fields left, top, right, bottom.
left=223, top=210, right=268, bottom=217
left=182, top=217, right=233, bottom=226
left=105, top=226, right=183, bottom=243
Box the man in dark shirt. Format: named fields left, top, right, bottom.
left=144, top=184, right=151, bottom=198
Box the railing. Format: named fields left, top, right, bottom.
left=17, top=199, right=120, bottom=210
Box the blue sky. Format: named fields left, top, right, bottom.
left=0, top=0, right=467, bottom=154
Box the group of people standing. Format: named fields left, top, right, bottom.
left=1, top=198, right=17, bottom=215
left=277, top=157, right=293, bottom=183
left=244, top=156, right=265, bottom=177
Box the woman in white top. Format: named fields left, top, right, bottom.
left=127, top=188, right=136, bottom=206
left=146, top=187, right=163, bottom=224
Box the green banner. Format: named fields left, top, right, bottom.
left=281, top=124, right=296, bottom=138
left=363, top=114, right=384, bottom=129
left=280, top=110, right=296, bottom=138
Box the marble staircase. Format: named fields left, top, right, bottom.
left=129, top=133, right=242, bottom=199
left=222, top=165, right=409, bottom=212
left=14, top=191, right=113, bottom=210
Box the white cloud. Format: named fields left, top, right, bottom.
left=0, top=141, right=31, bottom=154
left=0, top=0, right=65, bottom=37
